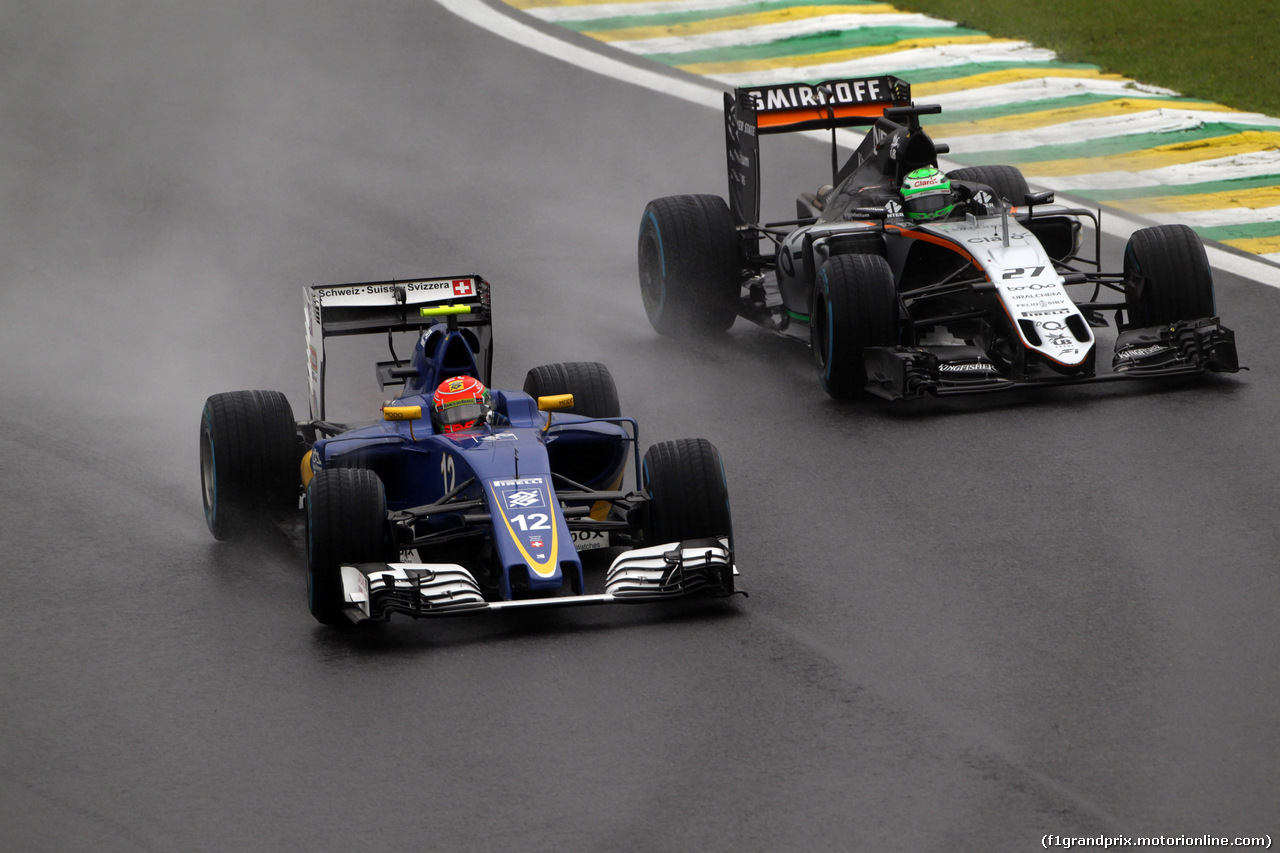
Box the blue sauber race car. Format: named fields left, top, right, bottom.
left=199, top=275, right=739, bottom=627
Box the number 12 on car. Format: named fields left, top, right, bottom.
left=510, top=513, right=551, bottom=531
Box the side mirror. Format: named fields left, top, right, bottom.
left=1024, top=190, right=1055, bottom=207
left=538, top=393, right=574, bottom=434
left=537, top=394, right=574, bottom=412
left=383, top=405, right=423, bottom=421
left=383, top=404, right=424, bottom=439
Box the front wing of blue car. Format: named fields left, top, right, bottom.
left=335, top=538, right=740, bottom=625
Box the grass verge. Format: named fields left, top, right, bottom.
left=889, top=0, right=1280, bottom=118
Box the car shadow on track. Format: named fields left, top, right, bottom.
left=638, top=322, right=1248, bottom=422
left=306, top=595, right=748, bottom=656
left=198, top=492, right=750, bottom=652
left=293, top=545, right=747, bottom=650
left=874, top=371, right=1248, bottom=422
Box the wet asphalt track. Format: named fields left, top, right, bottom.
left=1, top=1, right=1277, bottom=850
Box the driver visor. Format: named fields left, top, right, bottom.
left=905, top=190, right=951, bottom=214
left=437, top=401, right=488, bottom=425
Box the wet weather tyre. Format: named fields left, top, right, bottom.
left=643, top=438, right=732, bottom=548
left=522, top=361, right=621, bottom=418
left=946, top=165, right=1029, bottom=206
left=638, top=194, right=740, bottom=336
left=200, top=390, right=298, bottom=540
left=812, top=254, right=898, bottom=399
left=306, top=468, right=389, bottom=627
left=1123, top=224, right=1216, bottom=327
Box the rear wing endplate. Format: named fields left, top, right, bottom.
left=304, top=275, right=491, bottom=420
left=725, top=76, right=911, bottom=225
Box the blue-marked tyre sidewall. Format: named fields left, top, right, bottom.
left=637, top=195, right=739, bottom=336
left=813, top=266, right=860, bottom=399
left=199, top=406, right=228, bottom=538
left=638, top=210, right=671, bottom=331
left=811, top=254, right=898, bottom=400
left=199, top=390, right=299, bottom=541
left=814, top=271, right=839, bottom=394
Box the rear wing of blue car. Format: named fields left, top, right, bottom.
left=304, top=275, right=491, bottom=420
left=724, top=75, right=912, bottom=226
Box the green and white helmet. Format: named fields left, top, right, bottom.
left=900, top=167, right=954, bottom=221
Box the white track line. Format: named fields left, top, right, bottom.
left=707, top=42, right=1060, bottom=86
left=435, top=0, right=724, bottom=109
left=942, top=110, right=1280, bottom=154
left=611, top=14, right=949, bottom=55
left=927, top=77, right=1179, bottom=111
left=526, top=0, right=781, bottom=24
left=1039, top=150, right=1280, bottom=190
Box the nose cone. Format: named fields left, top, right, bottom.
left=486, top=474, right=583, bottom=599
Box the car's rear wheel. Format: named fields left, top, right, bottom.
left=306, top=468, right=390, bottom=626
left=638, top=194, right=740, bottom=336
left=812, top=254, right=899, bottom=399
left=1123, top=224, right=1216, bottom=327
left=522, top=361, right=621, bottom=418
left=643, top=438, right=732, bottom=554
left=199, top=390, right=298, bottom=540
left=946, top=164, right=1030, bottom=206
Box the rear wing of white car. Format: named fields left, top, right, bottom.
left=303, top=275, right=491, bottom=420
left=724, top=75, right=911, bottom=226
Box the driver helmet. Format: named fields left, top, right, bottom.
left=431, top=375, right=492, bottom=433
left=901, top=166, right=955, bottom=221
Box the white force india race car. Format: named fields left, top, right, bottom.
left=638, top=75, right=1241, bottom=399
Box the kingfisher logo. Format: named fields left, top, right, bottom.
left=1119, top=345, right=1170, bottom=360
left=939, top=363, right=998, bottom=374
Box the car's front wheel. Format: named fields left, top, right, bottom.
left=306, top=468, right=390, bottom=626
left=643, top=438, right=733, bottom=561
left=811, top=254, right=898, bottom=399
left=638, top=195, right=740, bottom=336
left=1123, top=224, right=1216, bottom=327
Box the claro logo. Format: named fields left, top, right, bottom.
left=967, top=234, right=1029, bottom=243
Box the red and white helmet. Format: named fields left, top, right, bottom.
left=431, top=375, right=492, bottom=433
